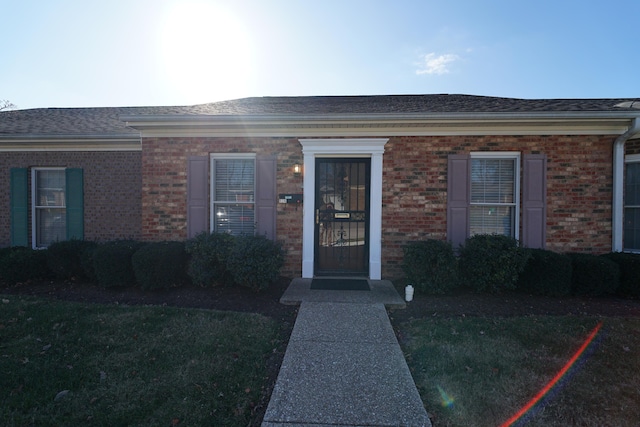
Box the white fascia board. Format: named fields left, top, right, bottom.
left=0, top=136, right=141, bottom=152
left=123, top=114, right=637, bottom=138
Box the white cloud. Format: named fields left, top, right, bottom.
left=416, top=53, right=460, bottom=75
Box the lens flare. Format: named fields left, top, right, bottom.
left=500, top=322, right=603, bottom=427
left=437, top=385, right=455, bottom=408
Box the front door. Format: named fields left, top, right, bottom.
left=315, top=158, right=370, bottom=276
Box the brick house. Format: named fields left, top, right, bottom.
left=2, top=95, right=639, bottom=279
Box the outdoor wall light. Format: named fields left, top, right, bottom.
left=293, top=164, right=301, bottom=175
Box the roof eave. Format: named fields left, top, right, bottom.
left=122, top=111, right=640, bottom=138
left=121, top=110, right=640, bottom=123
left=0, top=133, right=141, bottom=151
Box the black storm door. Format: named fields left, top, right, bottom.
left=315, top=158, right=370, bottom=276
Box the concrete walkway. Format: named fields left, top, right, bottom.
left=262, top=279, right=431, bottom=427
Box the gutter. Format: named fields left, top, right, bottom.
left=612, top=117, right=640, bottom=251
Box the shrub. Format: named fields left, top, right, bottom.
left=458, top=234, right=530, bottom=293
left=600, top=252, right=640, bottom=298
left=0, top=247, right=50, bottom=285
left=516, top=249, right=572, bottom=296
left=132, top=241, right=190, bottom=290
left=46, top=239, right=97, bottom=281
left=93, top=240, right=143, bottom=288
left=567, top=253, right=620, bottom=296
left=185, top=232, right=235, bottom=287
left=402, top=240, right=458, bottom=294
left=78, top=241, right=99, bottom=283
left=0, top=247, right=13, bottom=273
left=226, top=235, right=284, bottom=291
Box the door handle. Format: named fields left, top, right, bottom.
left=316, top=209, right=319, bottom=224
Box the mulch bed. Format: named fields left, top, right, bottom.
left=2, top=277, right=639, bottom=321
left=389, top=287, right=640, bottom=323
left=0, top=277, right=297, bottom=322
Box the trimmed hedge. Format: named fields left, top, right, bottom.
left=185, top=232, right=235, bottom=287
left=567, top=253, right=620, bottom=296
left=226, top=235, right=284, bottom=291
left=93, top=240, right=143, bottom=288
left=601, top=252, right=640, bottom=298
left=458, top=234, right=530, bottom=293
left=402, top=239, right=458, bottom=294
left=132, top=241, right=190, bottom=290
left=517, top=249, right=572, bottom=296
left=46, top=240, right=96, bottom=281
left=0, top=247, right=49, bottom=285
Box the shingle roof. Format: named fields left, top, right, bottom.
left=1, top=94, right=639, bottom=137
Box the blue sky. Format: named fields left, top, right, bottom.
left=2, top=0, right=639, bottom=110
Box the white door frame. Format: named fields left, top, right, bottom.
left=299, top=138, right=388, bottom=279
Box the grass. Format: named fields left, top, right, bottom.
left=402, top=315, right=640, bottom=427
left=0, top=295, right=282, bottom=427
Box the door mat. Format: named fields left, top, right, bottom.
left=310, top=279, right=370, bottom=291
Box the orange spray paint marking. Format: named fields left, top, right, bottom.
left=499, top=322, right=602, bottom=427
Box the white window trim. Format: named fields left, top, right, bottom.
left=623, top=154, right=640, bottom=252
left=209, top=153, right=256, bottom=234
left=470, top=152, right=521, bottom=240
left=625, top=154, right=640, bottom=163
left=31, top=167, right=66, bottom=249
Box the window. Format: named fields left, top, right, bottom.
left=469, top=153, right=520, bottom=238
left=210, top=155, right=256, bottom=235
left=624, top=159, right=640, bottom=251
left=32, top=168, right=67, bottom=247
left=10, top=167, right=83, bottom=248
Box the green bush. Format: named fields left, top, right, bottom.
left=46, top=240, right=97, bottom=281
left=458, top=234, right=530, bottom=293
left=226, top=235, right=284, bottom=291
left=516, top=249, right=572, bottom=296
left=402, top=240, right=458, bottom=294
left=78, top=241, right=98, bottom=283
left=132, top=241, right=190, bottom=290
left=567, top=253, right=620, bottom=296
left=93, top=240, right=143, bottom=288
left=185, top=232, right=235, bottom=287
left=600, top=252, right=640, bottom=298
left=0, top=247, right=50, bottom=285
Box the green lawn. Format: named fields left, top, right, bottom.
left=401, top=315, right=640, bottom=427
left=0, top=296, right=283, bottom=427
left=5, top=294, right=639, bottom=427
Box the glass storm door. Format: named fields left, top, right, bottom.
left=315, top=158, right=370, bottom=275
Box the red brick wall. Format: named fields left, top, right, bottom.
left=3, top=134, right=618, bottom=279
left=141, top=134, right=617, bottom=279
left=141, top=137, right=304, bottom=277
left=0, top=151, right=142, bottom=247
left=380, top=135, right=616, bottom=277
